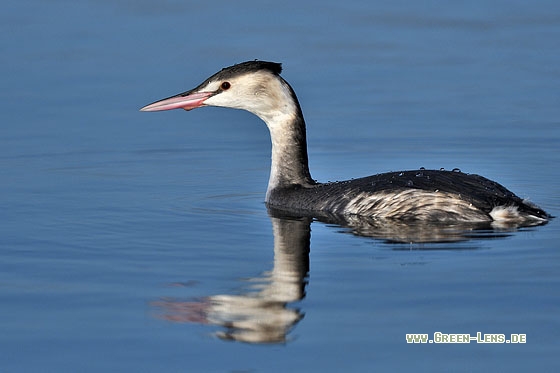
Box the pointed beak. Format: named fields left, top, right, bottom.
left=140, top=91, right=215, bottom=112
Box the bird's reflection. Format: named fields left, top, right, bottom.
left=153, top=212, right=310, bottom=344
left=152, top=207, right=547, bottom=343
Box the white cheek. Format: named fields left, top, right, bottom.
left=204, top=89, right=247, bottom=109
left=202, top=93, right=225, bottom=107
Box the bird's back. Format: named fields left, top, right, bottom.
left=266, top=169, right=549, bottom=224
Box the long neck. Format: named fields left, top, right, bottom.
left=242, top=75, right=315, bottom=201
left=267, top=112, right=315, bottom=194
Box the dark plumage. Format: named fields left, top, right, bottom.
left=267, top=169, right=549, bottom=222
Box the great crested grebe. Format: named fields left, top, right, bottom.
left=141, top=60, right=549, bottom=224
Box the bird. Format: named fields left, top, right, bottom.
left=140, top=60, right=549, bottom=225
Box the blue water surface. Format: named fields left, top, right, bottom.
left=1, top=0, right=559, bottom=372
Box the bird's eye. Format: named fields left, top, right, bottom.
left=221, top=81, right=231, bottom=90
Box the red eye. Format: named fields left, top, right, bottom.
left=221, top=81, right=231, bottom=90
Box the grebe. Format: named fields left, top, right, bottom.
left=141, top=60, right=549, bottom=224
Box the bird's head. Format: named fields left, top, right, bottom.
left=140, top=61, right=299, bottom=125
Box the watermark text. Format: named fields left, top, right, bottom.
left=406, top=332, right=526, bottom=344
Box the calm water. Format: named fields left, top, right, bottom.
left=2, top=0, right=560, bottom=371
